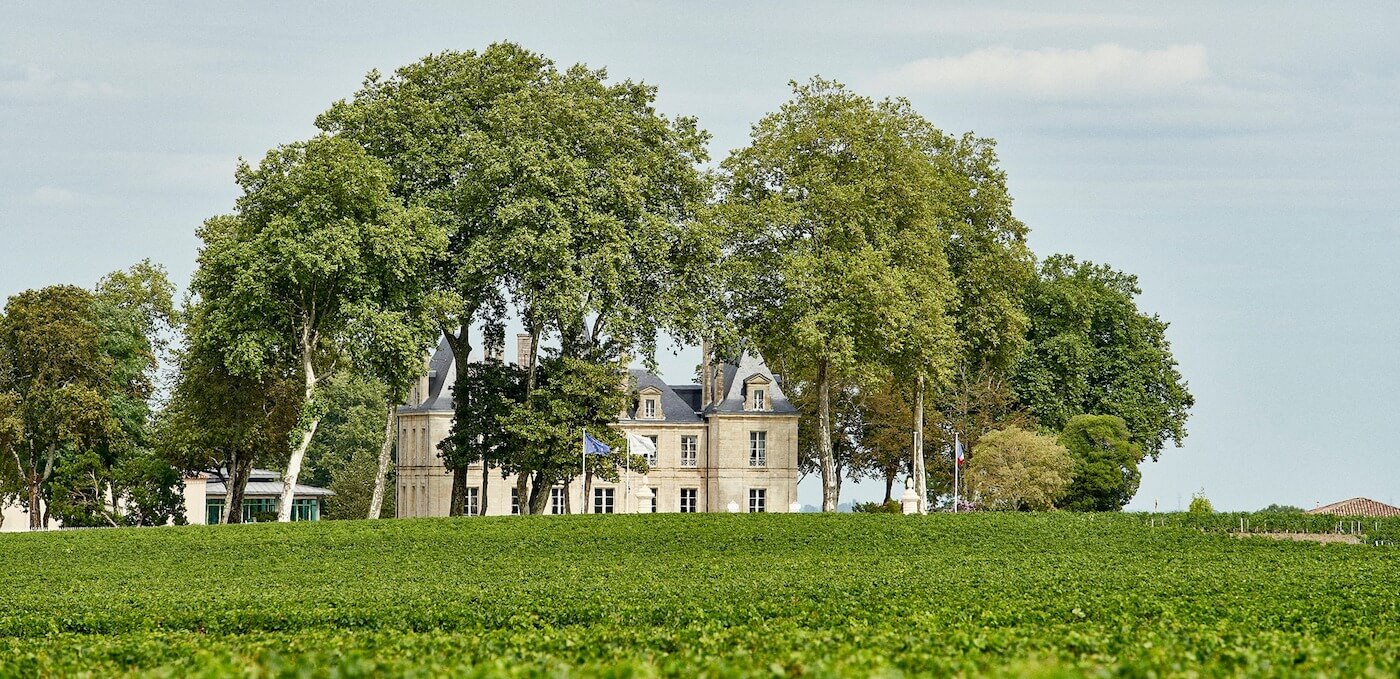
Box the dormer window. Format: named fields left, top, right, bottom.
left=743, top=374, right=772, bottom=411
left=637, top=386, right=664, bottom=420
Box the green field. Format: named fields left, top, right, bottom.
left=2, top=513, right=1398, bottom=677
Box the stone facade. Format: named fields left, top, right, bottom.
left=396, top=336, right=799, bottom=516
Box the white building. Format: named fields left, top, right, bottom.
left=396, top=336, right=800, bottom=516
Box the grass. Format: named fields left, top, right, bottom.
left=1, top=512, right=1398, bottom=677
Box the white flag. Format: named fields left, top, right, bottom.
left=627, top=432, right=657, bottom=457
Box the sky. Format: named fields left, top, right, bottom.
left=2, top=2, right=1398, bottom=511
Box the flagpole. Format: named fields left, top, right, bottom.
left=581, top=429, right=587, bottom=515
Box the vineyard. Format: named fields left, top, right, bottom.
left=2, top=512, right=1399, bottom=677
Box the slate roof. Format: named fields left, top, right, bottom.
left=204, top=469, right=334, bottom=498
left=709, top=352, right=797, bottom=415
left=399, top=336, right=456, bottom=413
left=1307, top=497, right=1400, bottom=517
left=623, top=369, right=703, bottom=423
left=398, top=340, right=796, bottom=421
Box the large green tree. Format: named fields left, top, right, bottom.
left=0, top=286, right=113, bottom=530
left=965, top=426, right=1073, bottom=511
left=192, top=134, right=446, bottom=522
left=48, top=262, right=183, bottom=528
left=437, top=359, right=526, bottom=516
left=1056, top=414, right=1144, bottom=512
left=319, top=44, right=716, bottom=512
left=157, top=310, right=301, bottom=524
left=719, top=79, right=959, bottom=511
left=1015, top=254, right=1194, bottom=459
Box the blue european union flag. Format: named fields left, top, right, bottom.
left=583, top=432, right=611, bottom=456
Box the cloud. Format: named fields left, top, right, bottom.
left=871, top=44, right=1210, bottom=100
left=0, top=61, right=121, bottom=103
left=28, top=186, right=87, bottom=206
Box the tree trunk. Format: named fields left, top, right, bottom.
left=279, top=336, right=320, bottom=523
left=368, top=401, right=396, bottom=519
left=528, top=472, right=550, bottom=515
left=224, top=456, right=253, bottom=524
left=480, top=463, right=490, bottom=516
left=442, top=325, right=475, bottom=519
left=817, top=360, right=838, bottom=512
left=583, top=471, right=593, bottom=514
left=883, top=476, right=894, bottom=505
left=27, top=476, right=42, bottom=530
left=449, top=467, right=467, bottom=516
left=913, top=375, right=927, bottom=514
left=515, top=473, right=531, bottom=515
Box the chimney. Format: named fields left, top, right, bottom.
left=712, top=356, right=725, bottom=407
left=700, top=338, right=714, bottom=408
left=516, top=333, right=533, bottom=369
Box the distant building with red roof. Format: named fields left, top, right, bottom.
left=1307, top=497, right=1400, bottom=517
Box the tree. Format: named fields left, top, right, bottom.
left=158, top=308, right=301, bottom=524
left=1189, top=490, right=1214, bottom=514
left=1056, top=414, right=1144, bottom=512
left=1260, top=503, right=1304, bottom=513
left=50, top=262, right=183, bottom=528
left=0, top=285, right=114, bottom=530
left=192, top=134, right=446, bottom=522
left=1016, top=254, right=1194, bottom=459
left=499, top=354, right=634, bottom=514
left=320, top=44, right=716, bottom=512
left=437, top=359, right=526, bottom=516
left=301, top=372, right=394, bottom=519
left=720, top=79, right=958, bottom=511
left=964, top=426, right=1072, bottom=511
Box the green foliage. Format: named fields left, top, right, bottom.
left=5, top=514, right=1400, bottom=676
left=1056, top=414, right=1144, bottom=512
left=965, top=426, right=1073, bottom=511
left=500, top=355, right=634, bottom=494
left=719, top=78, right=960, bottom=510
left=851, top=500, right=902, bottom=513
left=1189, top=490, right=1214, bottom=514
left=1015, top=255, right=1194, bottom=460
left=1260, top=503, right=1305, bottom=513
left=193, top=133, right=448, bottom=519
left=439, top=360, right=527, bottom=476
left=302, top=373, right=392, bottom=520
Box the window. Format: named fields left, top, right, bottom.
left=551, top=487, right=567, bottom=515
left=206, top=499, right=225, bottom=525
left=643, top=398, right=657, bottom=418
left=511, top=488, right=520, bottom=515
left=465, top=487, right=480, bottom=516
left=749, top=431, right=767, bottom=467
left=593, top=487, right=615, bottom=514
left=646, top=435, right=658, bottom=466
left=680, top=488, right=698, bottom=513
left=291, top=499, right=319, bottom=522
left=647, top=487, right=659, bottom=513
left=753, top=389, right=766, bottom=410
left=242, top=498, right=277, bottom=522
left=680, top=435, right=698, bottom=468
left=749, top=489, right=767, bottom=513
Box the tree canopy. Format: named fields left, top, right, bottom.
left=1056, top=414, right=1144, bottom=512
left=1016, top=255, right=1193, bottom=460
left=964, top=426, right=1073, bottom=511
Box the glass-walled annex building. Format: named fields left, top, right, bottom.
left=187, top=468, right=333, bottom=525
